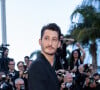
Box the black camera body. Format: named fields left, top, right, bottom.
left=0, top=75, right=9, bottom=90
left=8, top=72, right=15, bottom=78
left=20, top=84, right=25, bottom=90
left=89, top=77, right=94, bottom=84
left=57, top=71, right=65, bottom=78
left=23, top=70, right=28, bottom=74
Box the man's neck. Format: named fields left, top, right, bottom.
left=74, top=58, right=78, bottom=61
left=41, top=51, right=54, bottom=66
left=9, top=69, right=14, bottom=72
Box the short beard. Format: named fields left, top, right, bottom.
left=45, top=51, right=55, bottom=56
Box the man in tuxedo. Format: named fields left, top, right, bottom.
left=28, top=23, right=61, bottom=90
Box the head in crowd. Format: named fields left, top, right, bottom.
left=24, top=56, right=29, bottom=66
left=17, top=61, right=24, bottom=71
left=2, top=47, right=9, bottom=58
left=71, top=49, right=81, bottom=60
left=15, top=78, right=25, bottom=90
left=8, top=58, right=15, bottom=71
left=93, top=73, right=100, bottom=81
left=78, top=64, right=84, bottom=73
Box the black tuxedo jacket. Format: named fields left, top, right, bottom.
left=28, top=52, right=60, bottom=90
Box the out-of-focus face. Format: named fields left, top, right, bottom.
left=15, top=80, right=25, bottom=90
left=73, top=51, right=78, bottom=58
left=24, top=58, right=29, bottom=65
left=8, top=61, right=15, bottom=70
left=39, top=29, right=60, bottom=56
left=78, top=65, right=84, bottom=72
left=4, top=49, right=9, bottom=57
left=94, top=75, right=99, bottom=80
left=17, top=63, right=24, bottom=71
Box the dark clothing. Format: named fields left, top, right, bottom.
left=70, top=59, right=83, bottom=70
left=54, top=47, right=68, bottom=70
left=54, top=56, right=68, bottom=70
left=75, top=72, right=86, bottom=90
left=7, top=70, right=19, bottom=83
left=22, top=77, right=28, bottom=90
left=0, top=81, right=13, bottom=90
left=28, top=52, right=60, bottom=90
left=0, top=57, right=10, bottom=74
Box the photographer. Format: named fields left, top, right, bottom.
left=54, top=34, right=74, bottom=71
left=0, top=47, right=11, bottom=74
left=17, top=61, right=28, bottom=90
left=75, top=64, right=87, bottom=90
left=0, top=72, right=13, bottom=90
left=69, top=43, right=85, bottom=73
left=56, top=69, right=77, bottom=90
left=7, top=59, right=19, bottom=88
left=93, top=73, right=100, bottom=90
left=83, top=76, right=97, bottom=90
left=60, top=71, right=76, bottom=90
left=15, top=78, right=25, bottom=90
left=24, top=56, right=29, bottom=70
left=84, top=64, right=94, bottom=77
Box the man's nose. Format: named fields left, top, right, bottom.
left=48, top=39, right=52, bottom=45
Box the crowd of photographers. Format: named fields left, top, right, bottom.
left=56, top=64, right=100, bottom=90
left=55, top=34, right=100, bottom=90
left=0, top=35, right=100, bottom=90
left=0, top=46, right=31, bottom=90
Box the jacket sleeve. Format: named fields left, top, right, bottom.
left=28, top=62, right=48, bottom=90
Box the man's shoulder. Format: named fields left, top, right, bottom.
left=29, top=58, right=43, bottom=70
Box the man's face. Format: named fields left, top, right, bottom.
left=15, top=81, right=25, bottom=90
left=4, top=49, right=9, bottom=57
left=18, top=63, right=24, bottom=71
left=39, top=29, right=60, bottom=55
left=8, top=61, right=15, bottom=70
left=24, top=58, right=29, bottom=65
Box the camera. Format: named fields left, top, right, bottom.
left=71, top=73, right=75, bottom=78
left=89, top=77, right=94, bottom=84
left=57, top=72, right=65, bottom=78
left=96, top=79, right=100, bottom=85
left=0, top=75, right=9, bottom=89
left=20, top=85, right=25, bottom=90
left=8, top=72, right=15, bottom=78
left=23, top=70, right=28, bottom=74
left=1, top=74, right=6, bottom=81
left=65, top=82, right=72, bottom=88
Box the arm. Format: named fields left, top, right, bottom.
left=76, top=42, right=85, bottom=62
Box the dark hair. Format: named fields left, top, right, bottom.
left=17, top=61, right=24, bottom=66
left=41, top=23, right=61, bottom=40
left=2, top=47, right=9, bottom=58
left=72, top=49, right=81, bottom=59
left=24, top=56, right=29, bottom=59
left=93, top=73, right=99, bottom=77
left=69, top=49, right=81, bottom=69
left=8, top=58, right=14, bottom=64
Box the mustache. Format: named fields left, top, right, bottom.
left=46, top=46, right=54, bottom=49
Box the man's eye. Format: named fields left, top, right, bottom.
left=53, top=38, right=57, bottom=42
left=45, top=37, right=49, bottom=40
